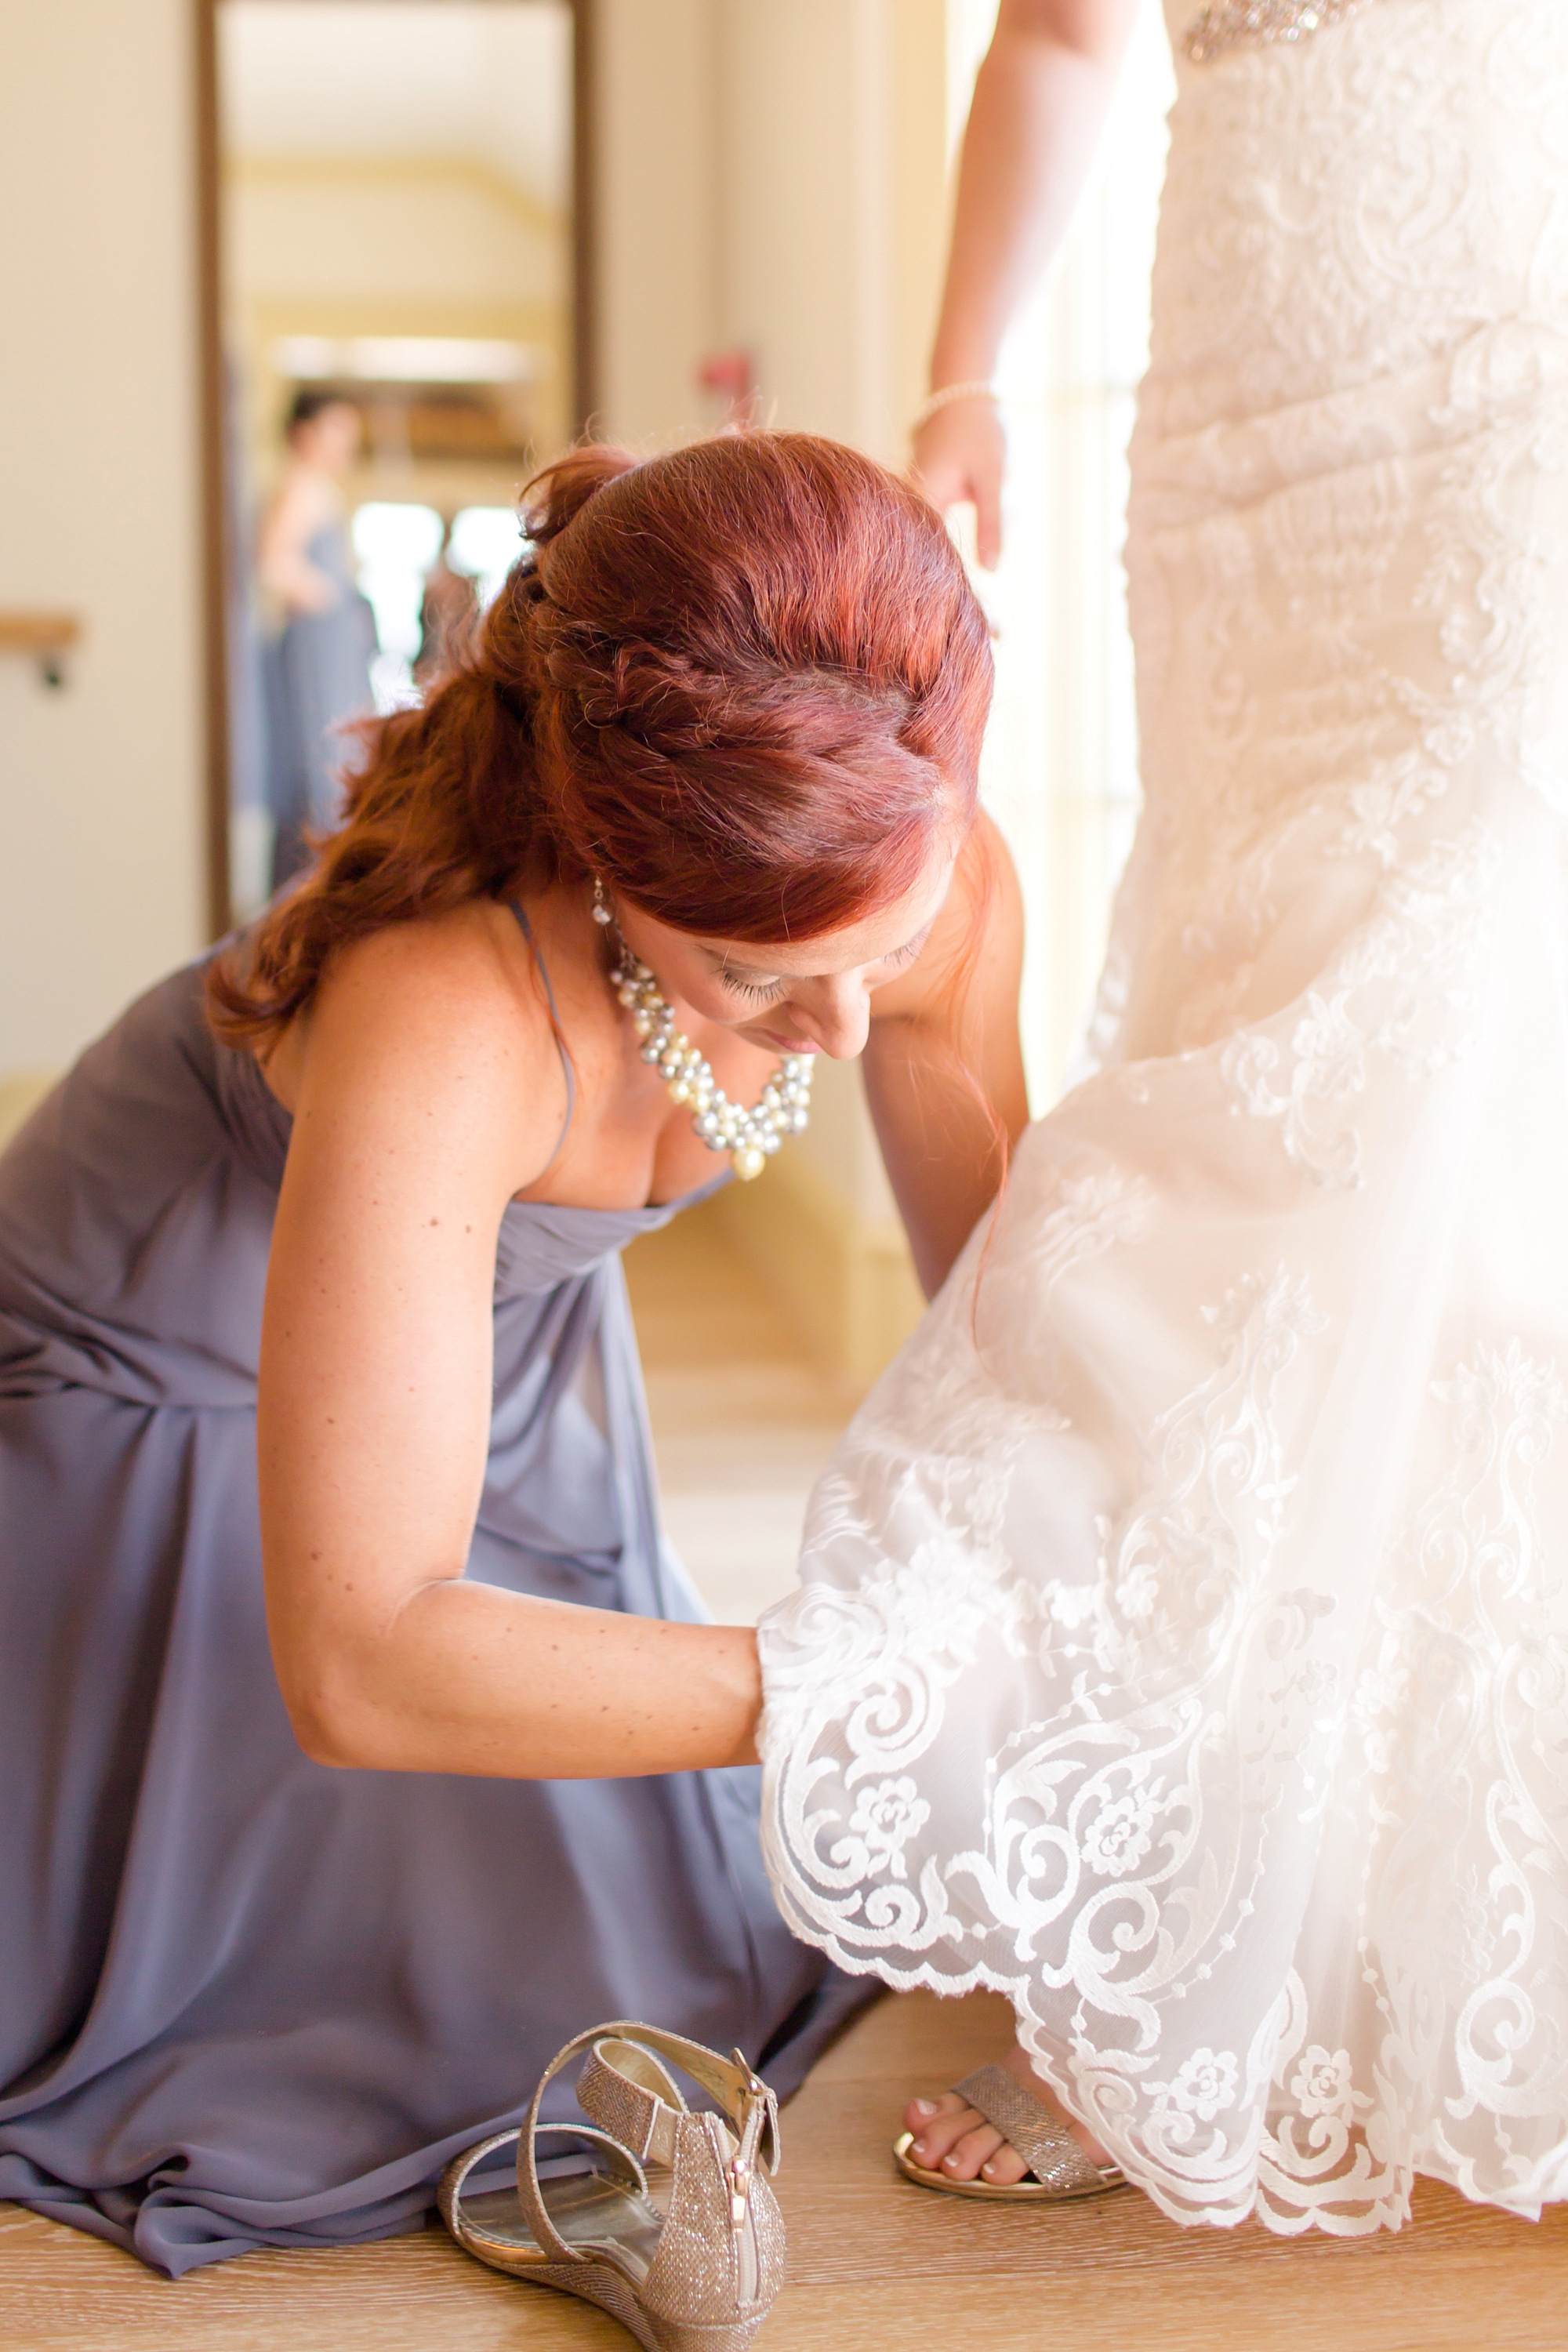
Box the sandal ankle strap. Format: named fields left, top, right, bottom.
left=577, top=2036, right=688, bottom=2165
left=516, top=2020, right=782, bottom=2264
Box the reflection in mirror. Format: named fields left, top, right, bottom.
left=215, top=0, right=573, bottom=918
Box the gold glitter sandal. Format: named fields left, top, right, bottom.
left=893, top=2063, right=1127, bottom=2202
left=440, top=2022, right=784, bottom=2352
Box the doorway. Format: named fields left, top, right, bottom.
left=196, top=0, right=592, bottom=931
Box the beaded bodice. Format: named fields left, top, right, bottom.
left=1183, top=0, right=1378, bottom=63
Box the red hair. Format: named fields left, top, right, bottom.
left=209, top=431, right=993, bottom=1047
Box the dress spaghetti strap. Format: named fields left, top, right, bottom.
left=510, top=901, right=576, bottom=1161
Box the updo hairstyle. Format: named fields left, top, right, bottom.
left=209, top=431, right=993, bottom=1048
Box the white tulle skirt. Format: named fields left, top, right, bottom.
left=758, top=0, right=1568, bottom=2232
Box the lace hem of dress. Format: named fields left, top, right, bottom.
left=1184, top=0, right=1377, bottom=64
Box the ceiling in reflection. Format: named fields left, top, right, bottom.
left=220, top=2, right=572, bottom=210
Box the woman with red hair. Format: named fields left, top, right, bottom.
left=0, top=432, right=1023, bottom=2271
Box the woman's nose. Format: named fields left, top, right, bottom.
left=792, top=980, right=871, bottom=1059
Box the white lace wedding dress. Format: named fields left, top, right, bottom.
left=757, top=0, right=1568, bottom=2234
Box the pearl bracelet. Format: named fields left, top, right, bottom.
left=910, top=381, right=999, bottom=434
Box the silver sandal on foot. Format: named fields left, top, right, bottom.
left=893, top=2062, right=1126, bottom=2202
left=441, top=2021, right=785, bottom=2352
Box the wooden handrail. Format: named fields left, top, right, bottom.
left=0, top=611, right=82, bottom=654
left=0, top=610, right=82, bottom=688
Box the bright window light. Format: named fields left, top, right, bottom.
left=274, top=335, right=543, bottom=386
left=953, top=0, right=1172, bottom=1105
left=351, top=500, right=445, bottom=709
left=448, top=506, right=525, bottom=609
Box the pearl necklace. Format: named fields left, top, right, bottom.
left=612, top=949, right=813, bottom=1181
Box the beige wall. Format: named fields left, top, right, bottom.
left=593, top=0, right=720, bottom=450
left=593, top=0, right=951, bottom=1377
left=595, top=0, right=948, bottom=463
left=716, top=0, right=948, bottom=461
left=0, top=0, right=205, bottom=1083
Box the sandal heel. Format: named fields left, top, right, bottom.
left=441, top=2022, right=786, bottom=2351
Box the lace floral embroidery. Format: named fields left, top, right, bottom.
left=1258, top=1343, right=1568, bottom=2227
left=1220, top=824, right=1497, bottom=1186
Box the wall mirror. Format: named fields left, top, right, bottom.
left=202, top=0, right=587, bottom=925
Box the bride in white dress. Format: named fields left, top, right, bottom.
left=756, top=0, right=1568, bottom=2232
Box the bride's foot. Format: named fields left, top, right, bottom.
left=902, top=2044, right=1111, bottom=2187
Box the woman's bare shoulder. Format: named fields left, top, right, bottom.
left=270, top=904, right=568, bottom=1191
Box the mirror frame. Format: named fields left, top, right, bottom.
left=193, top=0, right=597, bottom=936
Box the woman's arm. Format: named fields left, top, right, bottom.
left=913, top=0, right=1141, bottom=564
left=862, top=814, right=1029, bottom=1297
left=257, top=469, right=343, bottom=615
left=259, top=915, right=760, bottom=1779
left=260, top=849, right=1024, bottom=1784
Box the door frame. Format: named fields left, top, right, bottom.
left=192, top=0, right=597, bottom=937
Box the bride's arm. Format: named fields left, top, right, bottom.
left=862, top=814, right=1029, bottom=1298
left=259, top=914, right=760, bottom=1780
left=913, top=0, right=1141, bottom=565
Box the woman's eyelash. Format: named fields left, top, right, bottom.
left=722, top=971, right=786, bottom=1002
left=721, top=936, right=925, bottom=1000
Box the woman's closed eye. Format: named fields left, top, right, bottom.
left=717, top=926, right=932, bottom=1004
left=882, top=927, right=931, bottom=971
left=719, top=968, right=788, bottom=1003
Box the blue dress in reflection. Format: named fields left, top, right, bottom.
left=265, top=521, right=376, bottom=884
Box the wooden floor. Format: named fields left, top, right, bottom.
left=6, top=1987, right=1567, bottom=2351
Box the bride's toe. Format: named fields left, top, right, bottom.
left=978, top=2139, right=1030, bottom=2187
left=938, top=2122, right=1005, bottom=2181
left=904, top=2090, right=981, bottom=2169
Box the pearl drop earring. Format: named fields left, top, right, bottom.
left=591, top=877, right=614, bottom=926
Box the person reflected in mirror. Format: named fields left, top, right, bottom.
left=258, top=389, right=378, bottom=887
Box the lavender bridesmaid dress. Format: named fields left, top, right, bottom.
left=0, top=941, right=861, bottom=2276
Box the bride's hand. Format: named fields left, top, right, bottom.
left=911, top=397, right=1007, bottom=570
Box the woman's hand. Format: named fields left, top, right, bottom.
left=912, top=398, right=1007, bottom=572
